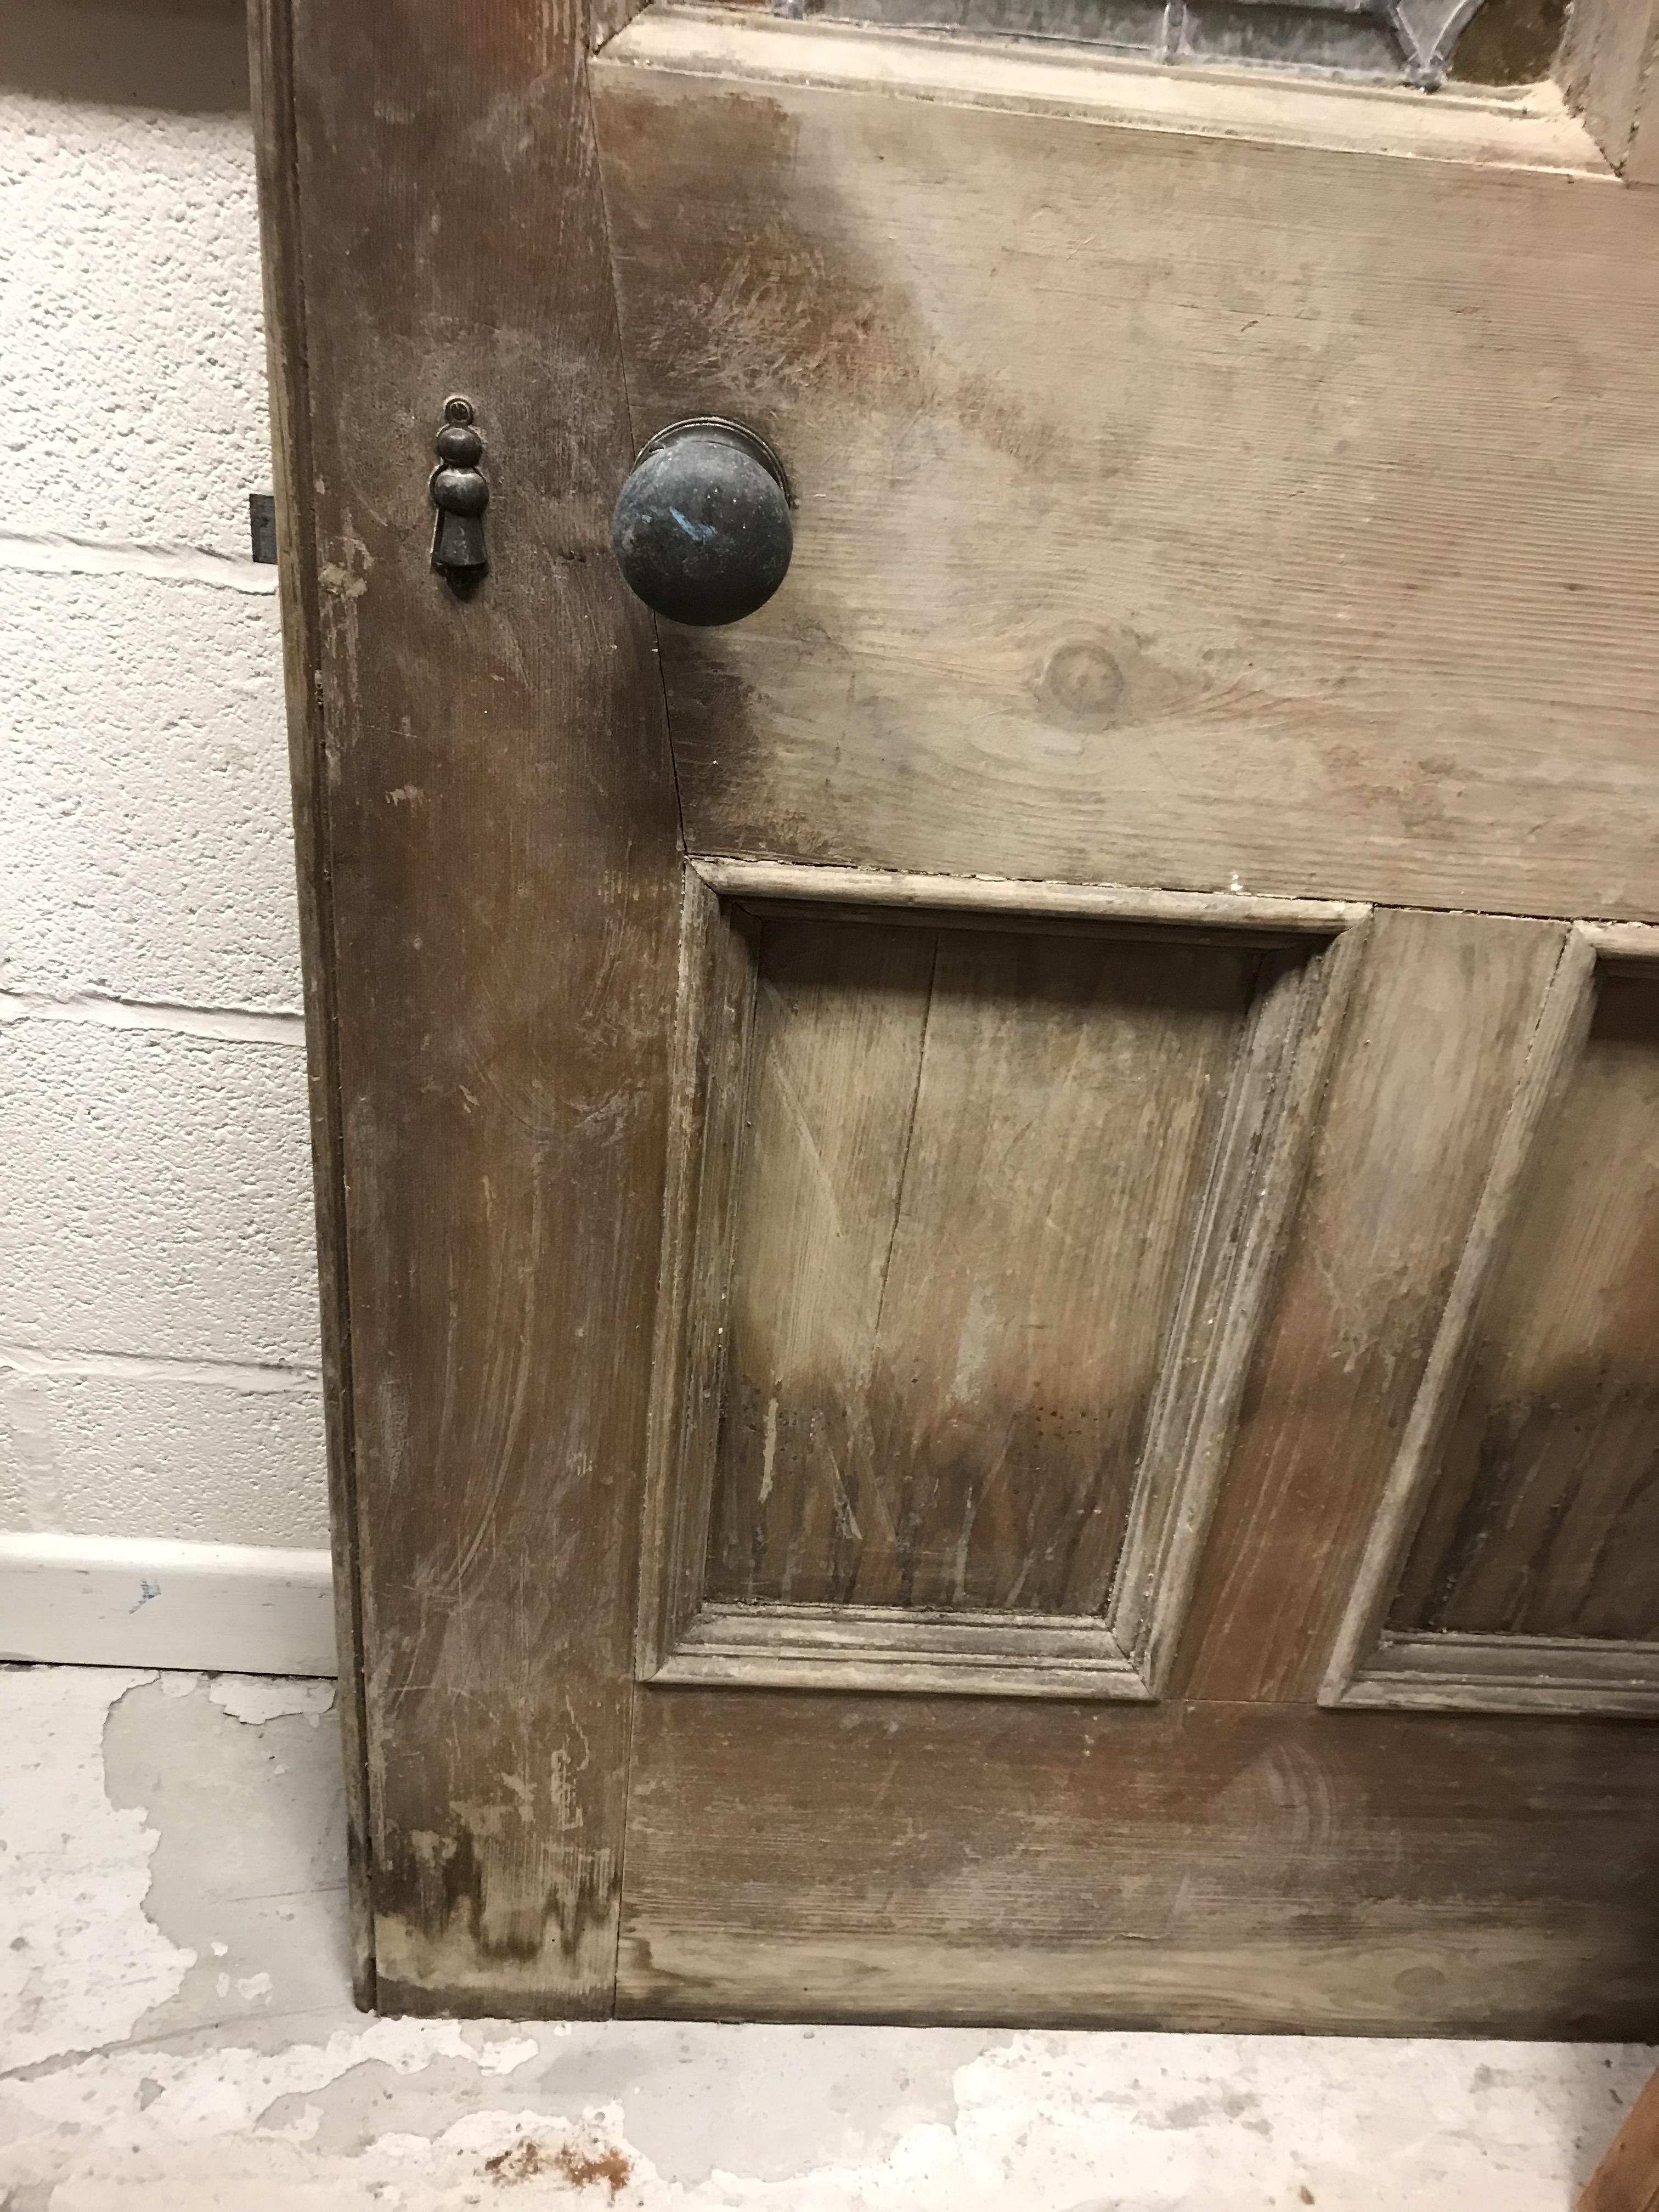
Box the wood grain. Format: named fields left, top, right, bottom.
left=589, top=0, right=654, bottom=55
left=1338, top=1632, right=1659, bottom=1717
left=661, top=1598, right=1145, bottom=1698
left=617, top=1686, right=1659, bottom=2034
left=608, top=10, right=1607, bottom=169
left=693, top=859, right=1367, bottom=932
left=635, top=868, right=760, bottom=1678
left=654, top=902, right=1361, bottom=1701
left=1177, top=909, right=1568, bottom=1704
left=1557, top=0, right=1659, bottom=180
left=268, top=0, right=1659, bottom=2032
left=707, top=913, right=942, bottom=1605
left=1583, top=922, right=1659, bottom=957
left=1391, top=957, right=1659, bottom=1643
left=1581, top=2065, right=1659, bottom=2212
left=270, top=0, right=681, bottom=2013
left=594, top=15, right=1659, bottom=920
left=706, top=919, right=1259, bottom=1613
left=1113, top=923, right=1364, bottom=1691
left=1319, top=926, right=1596, bottom=1703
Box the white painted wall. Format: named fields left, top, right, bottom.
left=0, top=2, right=330, bottom=1571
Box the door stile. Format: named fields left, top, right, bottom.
left=252, top=0, right=684, bottom=2016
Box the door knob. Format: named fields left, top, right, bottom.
left=611, top=418, right=792, bottom=627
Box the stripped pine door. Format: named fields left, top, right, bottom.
left=256, top=0, right=1659, bottom=2024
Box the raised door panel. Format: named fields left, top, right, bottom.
left=707, top=915, right=1255, bottom=1613
left=641, top=865, right=1362, bottom=1699
left=1177, top=906, right=1570, bottom=1703
left=1327, top=926, right=1659, bottom=1714
left=593, top=11, right=1659, bottom=920
left=1393, top=960, right=1659, bottom=1642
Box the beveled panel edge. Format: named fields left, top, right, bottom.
left=1319, top=922, right=1659, bottom=1718
left=690, top=857, right=1369, bottom=934
left=652, top=1600, right=1153, bottom=1700
left=636, top=863, right=763, bottom=1679
left=601, top=5, right=1612, bottom=177
left=1579, top=920, right=1659, bottom=960
left=1113, top=918, right=1370, bottom=1693
left=1338, top=1632, right=1659, bottom=1717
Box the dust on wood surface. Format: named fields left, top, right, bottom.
left=270, top=0, right=680, bottom=2013
left=706, top=916, right=1255, bottom=1613
left=595, top=38, right=1659, bottom=919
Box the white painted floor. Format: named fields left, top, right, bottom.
left=0, top=1664, right=1650, bottom=2210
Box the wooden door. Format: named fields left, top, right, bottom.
left=254, top=0, right=1659, bottom=2028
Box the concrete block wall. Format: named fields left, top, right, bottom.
left=0, top=1, right=330, bottom=1565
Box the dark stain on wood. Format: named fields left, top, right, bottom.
left=1449, top=0, right=1570, bottom=82
left=599, top=88, right=926, bottom=421
left=594, top=35, right=1659, bottom=912
left=617, top=1686, right=1659, bottom=2034
left=266, top=0, right=1659, bottom=2035
left=703, top=914, right=1256, bottom=1614
left=1392, top=964, right=1659, bottom=1642
left=262, top=0, right=681, bottom=2014
left=592, top=60, right=1090, bottom=868
left=1176, top=912, right=1569, bottom=1705
left=653, top=625, right=840, bottom=867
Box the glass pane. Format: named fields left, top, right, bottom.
left=772, top=0, right=1572, bottom=91
left=1181, top=0, right=1403, bottom=77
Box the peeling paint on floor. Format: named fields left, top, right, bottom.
left=3, top=1666, right=189, bottom=2070
left=0, top=1664, right=1652, bottom=2210
left=204, top=1676, right=336, bottom=1728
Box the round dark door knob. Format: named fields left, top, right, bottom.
left=611, top=418, right=792, bottom=627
